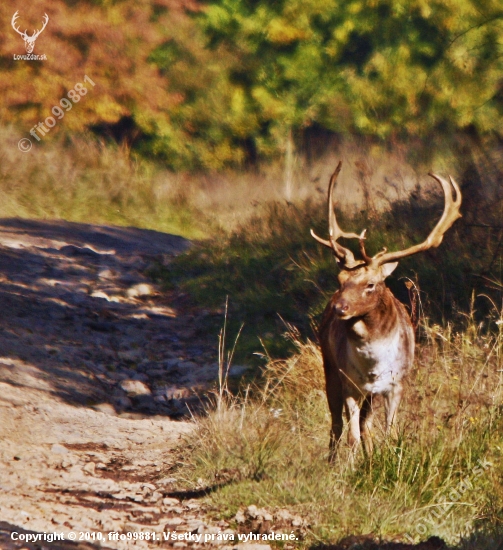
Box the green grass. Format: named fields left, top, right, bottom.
left=156, top=192, right=498, bottom=366
left=155, top=200, right=337, bottom=361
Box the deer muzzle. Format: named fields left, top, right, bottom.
left=333, top=299, right=350, bottom=317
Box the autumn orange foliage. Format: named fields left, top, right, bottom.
left=1, top=0, right=198, bottom=136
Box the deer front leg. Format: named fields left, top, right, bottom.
left=384, top=383, right=403, bottom=438
left=325, top=368, right=344, bottom=463
left=344, top=396, right=361, bottom=450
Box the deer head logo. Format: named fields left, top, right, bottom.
left=12, top=11, right=49, bottom=54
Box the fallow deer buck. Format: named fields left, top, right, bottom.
left=311, top=162, right=462, bottom=461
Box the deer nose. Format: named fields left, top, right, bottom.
left=334, top=300, right=349, bottom=316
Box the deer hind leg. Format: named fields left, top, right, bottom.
left=360, top=395, right=374, bottom=456
left=384, top=383, right=403, bottom=439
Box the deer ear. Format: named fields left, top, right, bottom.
left=381, top=262, right=398, bottom=278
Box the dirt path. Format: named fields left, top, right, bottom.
left=0, top=218, right=240, bottom=549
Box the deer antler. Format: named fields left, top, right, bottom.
left=373, top=173, right=462, bottom=266
left=11, top=11, right=49, bottom=39
left=311, top=161, right=368, bottom=268
left=11, top=11, right=26, bottom=37
left=33, top=13, right=49, bottom=39
left=312, top=163, right=462, bottom=270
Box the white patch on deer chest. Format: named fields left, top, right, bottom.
left=346, top=327, right=406, bottom=394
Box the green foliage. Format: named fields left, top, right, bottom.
left=3, top=0, right=503, bottom=169
left=146, top=15, right=253, bottom=169
left=197, top=0, right=503, bottom=159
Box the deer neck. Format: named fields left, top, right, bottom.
left=347, top=289, right=398, bottom=342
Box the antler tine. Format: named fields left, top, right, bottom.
left=41, top=13, right=49, bottom=30
left=311, top=161, right=367, bottom=267
left=327, top=162, right=361, bottom=243
left=11, top=11, right=24, bottom=36
left=310, top=228, right=332, bottom=249
left=33, top=13, right=49, bottom=38
left=358, top=229, right=373, bottom=263
left=375, top=173, right=462, bottom=266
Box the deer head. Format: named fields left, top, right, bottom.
left=12, top=11, right=49, bottom=54
left=311, top=161, right=462, bottom=320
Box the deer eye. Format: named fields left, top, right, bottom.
left=366, top=282, right=376, bottom=291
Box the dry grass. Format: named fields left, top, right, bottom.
left=2, top=125, right=455, bottom=238
left=1, top=127, right=206, bottom=237
left=178, top=310, right=503, bottom=548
